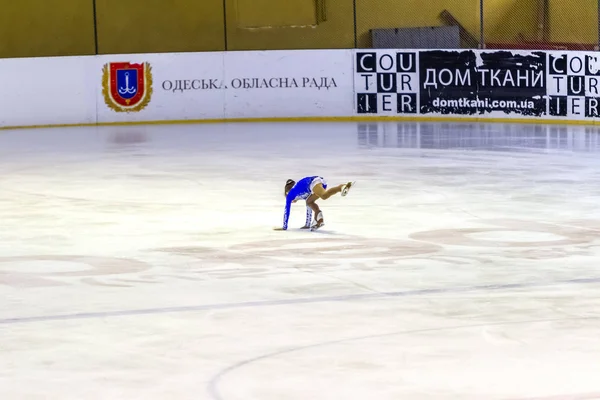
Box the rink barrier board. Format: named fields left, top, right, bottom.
left=1, top=48, right=600, bottom=129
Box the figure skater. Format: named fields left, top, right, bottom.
left=274, top=176, right=354, bottom=231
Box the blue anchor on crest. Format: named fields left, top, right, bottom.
left=118, top=72, right=137, bottom=95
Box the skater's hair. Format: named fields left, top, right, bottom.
left=284, top=179, right=295, bottom=195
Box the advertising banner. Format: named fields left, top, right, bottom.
left=354, top=49, right=548, bottom=119
left=96, top=50, right=354, bottom=124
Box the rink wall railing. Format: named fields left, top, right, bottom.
left=2, top=48, right=600, bottom=129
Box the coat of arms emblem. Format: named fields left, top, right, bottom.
left=102, top=62, right=152, bottom=112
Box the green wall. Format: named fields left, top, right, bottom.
left=225, top=0, right=354, bottom=50
left=548, top=0, right=598, bottom=44
left=0, top=0, right=95, bottom=58
left=95, top=0, right=226, bottom=54
left=0, top=0, right=596, bottom=58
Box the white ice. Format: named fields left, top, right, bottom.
left=1, top=121, right=600, bottom=400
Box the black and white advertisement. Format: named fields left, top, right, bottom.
left=355, top=51, right=419, bottom=115
left=354, top=49, right=551, bottom=118
left=419, top=50, right=546, bottom=116
left=547, top=53, right=600, bottom=118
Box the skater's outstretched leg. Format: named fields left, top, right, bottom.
left=312, top=183, right=343, bottom=200
left=312, top=182, right=354, bottom=200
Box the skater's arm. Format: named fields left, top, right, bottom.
left=282, top=196, right=293, bottom=230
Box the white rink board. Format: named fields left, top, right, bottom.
left=0, top=50, right=353, bottom=128
left=94, top=51, right=226, bottom=124
left=222, top=50, right=353, bottom=119
left=0, top=56, right=97, bottom=127
left=94, top=50, right=352, bottom=124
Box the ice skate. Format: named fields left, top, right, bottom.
left=311, top=211, right=325, bottom=231
left=310, top=220, right=325, bottom=231
left=341, top=181, right=355, bottom=197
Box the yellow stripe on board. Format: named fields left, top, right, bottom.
left=1, top=116, right=599, bottom=131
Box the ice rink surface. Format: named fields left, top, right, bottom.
left=2, top=121, right=600, bottom=400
